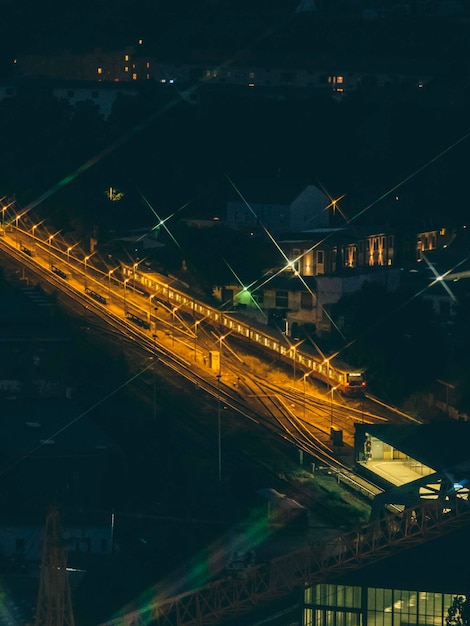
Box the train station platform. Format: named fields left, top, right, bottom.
left=361, top=458, right=430, bottom=487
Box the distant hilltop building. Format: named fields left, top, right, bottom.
left=12, top=45, right=434, bottom=102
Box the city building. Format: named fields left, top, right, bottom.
left=216, top=224, right=401, bottom=335
left=302, top=421, right=470, bottom=625
left=225, top=180, right=332, bottom=237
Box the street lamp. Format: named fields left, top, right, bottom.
left=217, top=332, right=229, bottom=378
left=171, top=304, right=182, bottom=347
left=108, top=268, right=116, bottom=297
left=31, top=224, right=40, bottom=253
left=152, top=333, right=158, bottom=420
left=84, top=254, right=92, bottom=290
left=48, top=234, right=55, bottom=268
left=1, top=199, right=14, bottom=231
left=217, top=372, right=222, bottom=483
left=287, top=339, right=303, bottom=386
left=123, top=278, right=130, bottom=312
left=15, top=213, right=24, bottom=247
left=133, top=262, right=139, bottom=291
left=330, top=385, right=334, bottom=429
left=194, top=319, right=201, bottom=362
left=148, top=293, right=157, bottom=324
left=215, top=331, right=231, bottom=484
left=66, top=242, right=78, bottom=263
left=194, top=318, right=208, bottom=362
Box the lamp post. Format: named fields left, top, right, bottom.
left=1, top=200, right=14, bottom=231
left=133, top=262, right=139, bottom=291
left=31, top=224, right=39, bottom=253
left=48, top=234, right=55, bottom=268
left=66, top=242, right=78, bottom=263
left=171, top=305, right=181, bottom=347
left=148, top=293, right=156, bottom=325
left=215, top=332, right=230, bottom=484
left=303, top=372, right=308, bottom=420
left=194, top=319, right=201, bottom=362
left=292, top=345, right=297, bottom=385
left=84, top=254, right=91, bottom=289
left=217, top=372, right=222, bottom=483
left=288, top=339, right=303, bottom=386
left=108, top=268, right=115, bottom=297
left=15, top=214, right=22, bottom=247
left=217, top=333, right=226, bottom=378
left=330, top=385, right=334, bottom=429
left=123, top=278, right=129, bottom=312
left=152, top=333, right=158, bottom=420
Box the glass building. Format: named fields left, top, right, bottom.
left=303, top=584, right=466, bottom=626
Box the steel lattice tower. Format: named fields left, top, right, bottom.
left=35, top=505, right=75, bottom=626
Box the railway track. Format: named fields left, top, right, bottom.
left=0, top=233, right=403, bottom=503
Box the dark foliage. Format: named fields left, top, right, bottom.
left=332, top=281, right=448, bottom=404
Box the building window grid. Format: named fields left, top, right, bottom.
left=305, top=585, right=462, bottom=626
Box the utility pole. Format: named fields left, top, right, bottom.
left=35, top=505, right=75, bottom=626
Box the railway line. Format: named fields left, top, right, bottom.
left=0, top=222, right=417, bottom=501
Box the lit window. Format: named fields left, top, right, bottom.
left=125, top=66, right=129, bottom=72
left=146, top=61, right=150, bottom=69
left=125, top=55, right=129, bottom=61
left=337, top=76, right=343, bottom=84
left=97, top=67, right=103, bottom=75
left=132, top=73, right=137, bottom=80
left=138, top=39, right=143, bottom=45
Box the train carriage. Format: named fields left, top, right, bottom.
left=121, top=263, right=366, bottom=397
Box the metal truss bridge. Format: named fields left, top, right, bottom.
left=99, top=498, right=470, bottom=626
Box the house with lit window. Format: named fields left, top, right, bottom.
left=225, top=180, right=333, bottom=237
left=279, top=225, right=398, bottom=276
left=416, top=226, right=453, bottom=261
left=17, top=45, right=152, bottom=83
left=217, top=224, right=400, bottom=335
left=413, top=225, right=470, bottom=326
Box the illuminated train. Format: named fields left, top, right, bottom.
left=121, top=263, right=366, bottom=398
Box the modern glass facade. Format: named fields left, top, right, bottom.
left=303, top=583, right=465, bottom=626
